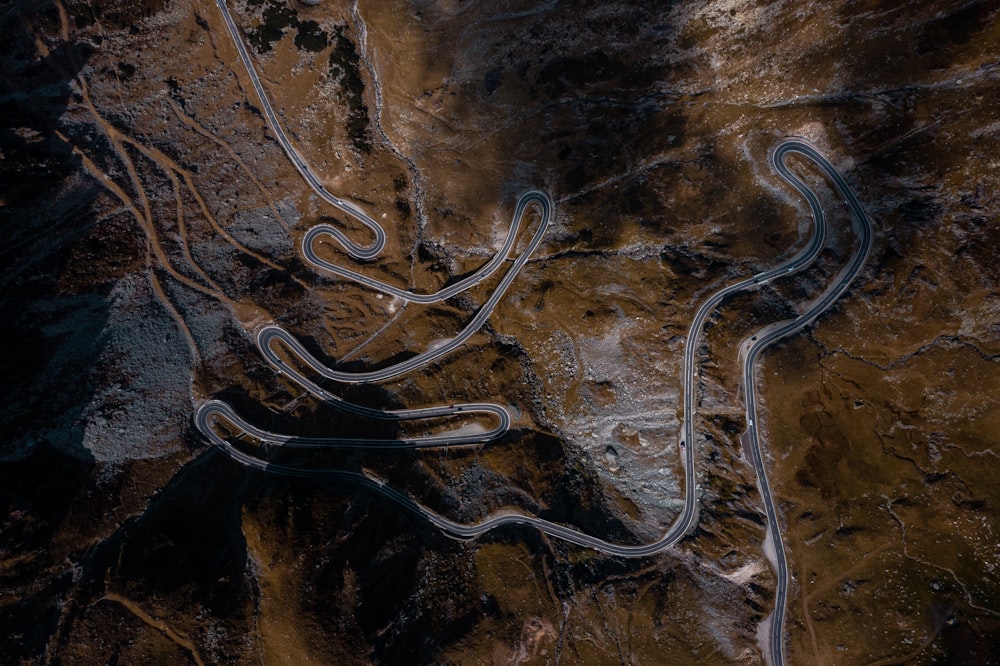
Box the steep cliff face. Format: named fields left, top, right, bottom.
left=2, top=0, right=998, bottom=663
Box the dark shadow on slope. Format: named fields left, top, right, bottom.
left=0, top=7, right=98, bottom=460
left=35, top=448, right=253, bottom=662
left=0, top=441, right=95, bottom=663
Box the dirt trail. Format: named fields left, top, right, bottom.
left=167, top=97, right=290, bottom=233
left=98, top=593, right=206, bottom=666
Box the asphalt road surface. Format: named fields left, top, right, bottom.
left=259, top=190, right=552, bottom=384
left=302, top=191, right=551, bottom=305
left=216, top=0, right=384, bottom=260
left=204, top=5, right=875, bottom=663
left=741, top=139, right=874, bottom=666
left=212, top=0, right=550, bottom=446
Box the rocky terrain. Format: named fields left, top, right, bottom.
left=1, top=0, right=998, bottom=663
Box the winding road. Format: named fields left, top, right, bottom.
left=743, top=140, right=874, bottom=666
left=216, top=0, right=384, bottom=260
left=302, top=191, right=549, bottom=305
left=199, top=3, right=875, bottom=664
left=260, top=189, right=552, bottom=385
left=213, top=0, right=552, bottom=445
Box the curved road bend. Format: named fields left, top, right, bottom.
left=203, top=135, right=877, bottom=565
left=259, top=191, right=553, bottom=384
left=213, top=1, right=553, bottom=446
left=198, top=135, right=871, bottom=549
left=205, top=9, right=874, bottom=659
left=303, top=191, right=552, bottom=304
left=197, top=399, right=507, bottom=449
left=742, top=140, right=874, bottom=666
left=273, top=139, right=870, bottom=666
left=215, top=0, right=554, bottom=383
left=216, top=0, right=385, bottom=260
